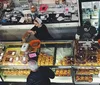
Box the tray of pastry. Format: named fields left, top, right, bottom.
left=55, top=68, right=71, bottom=76
left=75, top=41, right=98, bottom=54
left=87, top=46, right=98, bottom=55
left=76, top=69, right=99, bottom=75
left=38, top=44, right=55, bottom=66
left=3, top=47, right=28, bottom=65
left=75, top=42, right=99, bottom=65
left=38, top=52, right=54, bottom=66
left=86, top=55, right=97, bottom=63
left=55, top=44, right=73, bottom=66
left=75, top=42, right=87, bottom=65
left=55, top=56, right=74, bottom=66
left=75, top=53, right=86, bottom=65
left=75, top=75, right=93, bottom=82
left=1, top=69, right=30, bottom=76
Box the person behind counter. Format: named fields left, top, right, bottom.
left=22, top=17, right=53, bottom=42
left=75, top=21, right=97, bottom=40
left=30, top=4, right=38, bottom=19
left=27, top=60, right=55, bottom=85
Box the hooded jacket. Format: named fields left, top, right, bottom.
left=27, top=66, right=55, bottom=85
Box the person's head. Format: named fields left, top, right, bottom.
left=83, top=21, right=91, bottom=28
left=62, top=0, right=66, bottom=4
left=28, top=60, right=39, bottom=72
left=33, top=17, right=42, bottom=27
left=30, top=4, right=37, bottom=13
left=55, top=0, right=60, bottom=5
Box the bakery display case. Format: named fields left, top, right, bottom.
left=0, top=42, right=30, bottom=68
left=0, top=41, right=73, bottom=83
left=0, top=42, right=31, bottom=82
left=3, top=47, right=28, bottom=65
left=74, top=40, right=100, bottom=84
left=1, top=40, right=100, bottom=84
left=2, top=45, right=29, bottom=67
left=38, top=41, right=74, bottom=67
left=38, top=41, right=73, bottom=83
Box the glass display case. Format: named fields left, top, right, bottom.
left=0, top=41, right=73, bottom=83
left=73, top=40, right=100, bottom=84
left=0, top=40, right=100, bottom=84
left=74, top=41, right=100, bottom=66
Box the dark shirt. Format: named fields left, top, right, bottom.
left=27, top=66, right=55, bottom=85
left=77, top=26, right=97, bottom=40
left=31, top=24, right=53, bottom=40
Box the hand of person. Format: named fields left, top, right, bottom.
left=33, top=31, right=36, bottom=35
left=28, top=30, right=36, bottom=35
left=28, top=30, right=33, bottom=33
left=22, top=37, right=26, bottom=43
left=31, top=31, right=36, bottom=35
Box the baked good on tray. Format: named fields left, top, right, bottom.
left=7, top=51, right=16, bottom=55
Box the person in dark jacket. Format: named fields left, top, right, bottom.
left=75, top=21, right=97, bottom=40
left=26, top=60, right=55, bottom=85
left=22, top=17, right=53, bottom=42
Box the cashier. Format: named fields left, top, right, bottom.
left=22, top=17, right=53, bottom=42
left=75, top=21, right=97, bottom=40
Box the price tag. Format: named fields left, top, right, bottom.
left=29, top=53, right=37, bottom=58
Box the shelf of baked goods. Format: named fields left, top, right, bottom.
left=74, top=41, right=100, bottom=67
left=51, top=68, right=72, bottom=83
left=0, top=76, right=72, bottom=83
left=0, top=69, right=30, bottom=82
left=0, top=68, right=72, bottom=83
left=75, top=75, right=100, bottom=84
left=74, top=67, right=100, bottom=84
left=75, top=68, right=99, bottom=75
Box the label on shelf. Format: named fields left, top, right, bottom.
left=29, top=53, right=37, bottom=58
